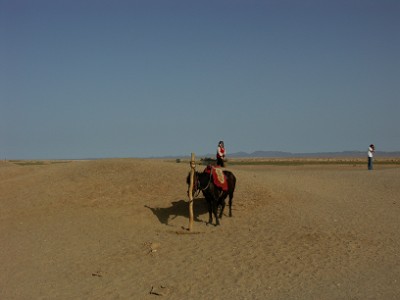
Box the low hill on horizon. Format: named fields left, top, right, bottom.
left=231, top=150, right=400, bottom=158
left=192, top=150, right=400, bottom=159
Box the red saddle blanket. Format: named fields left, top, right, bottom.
left=204, top=165, right=228, bottom=192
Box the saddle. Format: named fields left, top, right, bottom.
left=203, top=165, right=228, bottom=192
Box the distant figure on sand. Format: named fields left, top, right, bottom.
left=217, top=141, right=226, bottom=167
left=368, top=144, right=375, bottom=170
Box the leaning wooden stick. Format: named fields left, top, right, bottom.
left=188, top=153, right=195, bottom=231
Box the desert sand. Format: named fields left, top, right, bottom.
left=1, top=159, right=399, bottom=299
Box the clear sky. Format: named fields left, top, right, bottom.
left=1, top=0, right=399, bottom=159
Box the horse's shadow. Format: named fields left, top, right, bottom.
left=145, top=198, right=209, bottom=226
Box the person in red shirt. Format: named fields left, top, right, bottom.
left=216, top=141, right=226, bottom=167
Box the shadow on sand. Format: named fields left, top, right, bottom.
left=145, top=198, right=209, bottom=226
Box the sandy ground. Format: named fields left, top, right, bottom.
left=1, top=159, right=399, bottom=299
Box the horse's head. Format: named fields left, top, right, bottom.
left=186, top=171, right=209, bottom=197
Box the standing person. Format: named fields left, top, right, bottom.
left=368, top=144, right=375, bottom=170
left=216, top=141, right=226, bottom=167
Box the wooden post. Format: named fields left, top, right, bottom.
left=188, top=153, right=196, bottom=231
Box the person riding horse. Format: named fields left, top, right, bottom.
left=216, top=141, right=226, bottom=167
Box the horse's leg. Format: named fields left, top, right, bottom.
left=213, top=200, right=220, bottom=226
left=206, top=198, right=213, bottom=225
left=211, top=188, right=222, bottom=225
left=219, top=199, right=226, bottom=219
left=227, top=173, right=236, bottom=218
left=228, top=193, right=233, bottom=217
left=218, top=192, right=228, bottom=218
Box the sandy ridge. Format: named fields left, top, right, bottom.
left=1, top=159, right=399, bottom=299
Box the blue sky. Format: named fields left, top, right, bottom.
left=1, top=0, right=399, bottom=159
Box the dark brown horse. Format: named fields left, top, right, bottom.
left=187, top=167, right=236, bottom=226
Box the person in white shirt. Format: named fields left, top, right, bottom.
left=368, top=144, right=375, bottom=170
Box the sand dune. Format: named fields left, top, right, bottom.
left=1, top=159, right=399, bottom=299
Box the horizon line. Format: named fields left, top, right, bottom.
left=4, top=149, right=400, bottom=161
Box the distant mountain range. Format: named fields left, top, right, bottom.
left=197, top=150, right=400, bottom=158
